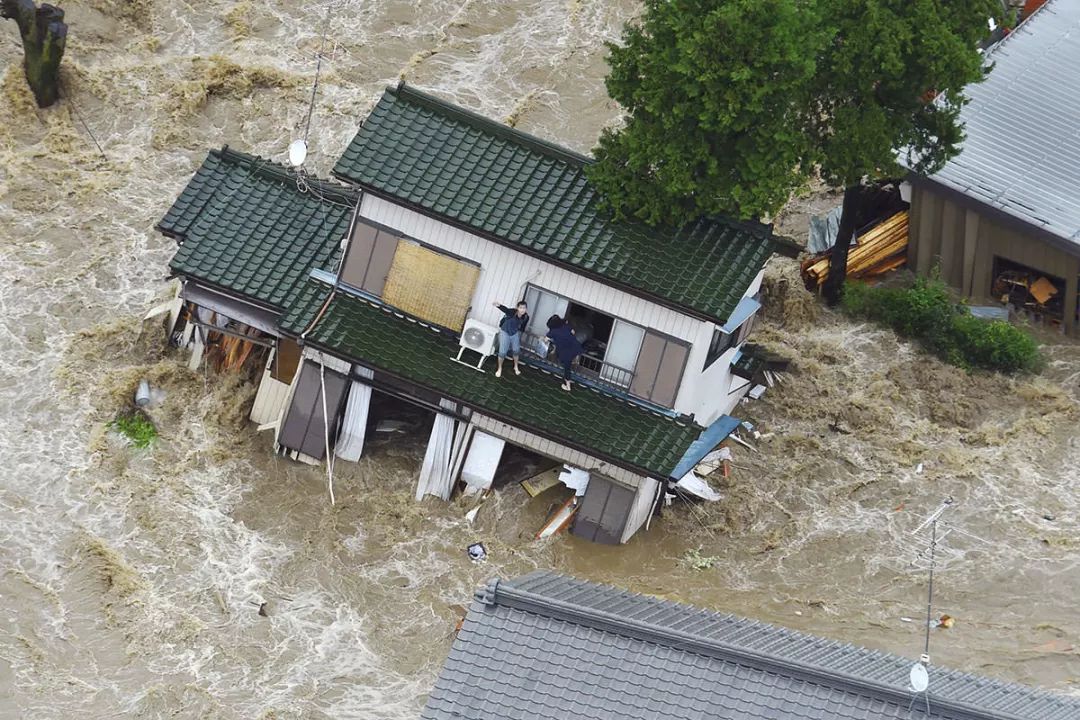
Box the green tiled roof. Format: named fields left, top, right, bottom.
left=160, top=147, right=357, bottom=310
left=281, top=283, right=700, bottom=477
left=334, top=84, right=780, bottom=323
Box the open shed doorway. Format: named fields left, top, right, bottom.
left=991, top=256, right=1066, bottom=325
left=361, top=390, right=436, bottom=469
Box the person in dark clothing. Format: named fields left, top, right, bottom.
left=545, top=316, right=584, bottom=392
left=493, top=300, right=529, bottom=377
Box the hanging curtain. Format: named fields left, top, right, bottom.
left=336, top=380, right=373, bottom=462
left=416, top=414, right=457, bottom=501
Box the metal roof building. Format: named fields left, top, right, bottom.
left=423, top=572, right=1080, bottom=720
left=908, top=0, right=1080, bottom=333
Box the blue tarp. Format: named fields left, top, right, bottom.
left=720, top=297, right=761, bottom=334
left=670, top=414, right=741, bottom=479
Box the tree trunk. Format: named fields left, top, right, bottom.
left=1, top=0, right=67, bottom=108
left=822, top=183, right=864, bottom=306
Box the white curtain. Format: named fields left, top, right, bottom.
left=525, top=287, right=569, bottom=340
left=601, top=320, right=644, bottom=385
left=416, top=414, right=457, bottom=501
left=335, top=380, right=372, bottom=462
left=460, top=431, right=505, bottom=495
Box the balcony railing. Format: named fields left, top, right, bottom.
left=518, top=330, right=636, bottom=394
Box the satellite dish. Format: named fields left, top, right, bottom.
left=288, top=139, right=308, bottom=167
left=910, top=662, right=930, bottom=693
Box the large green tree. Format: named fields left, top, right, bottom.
left=813, top=0, right=999, bottom=305
left=588, top=0, right=826, bottom=225
left=590, top=0, right=999, bottom=305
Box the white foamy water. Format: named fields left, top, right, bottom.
left=1, top=1, right=1078, bottom=717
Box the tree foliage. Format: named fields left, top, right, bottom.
left=2, top=0, right=68, bottom=108
left=589, top=0, right=825, bottom=225
left=589, top=0, right=1000, bottom=230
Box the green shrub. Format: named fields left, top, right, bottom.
left=110, top=410, right=158, bottom=448
left=840, top=278, right=1040, bottom=373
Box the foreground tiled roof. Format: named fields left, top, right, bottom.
left=917, top=1, right=1080, bottom=248
left=280, top=283, right=699, bottom=477
left=160, top=147, right=357, bottom=309
left=423, top=572, right=1080, bottom=720
left=334, top=84, right=782, bottom=323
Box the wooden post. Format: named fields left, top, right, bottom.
left=2, top=0, right=67, bottom=108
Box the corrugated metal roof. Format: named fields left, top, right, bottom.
left=421, top=571, right=1080, bottom=720
left=922, top=1, right=1080, bottom=247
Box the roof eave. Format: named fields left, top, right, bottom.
left=291, top=331, right=686, bottom=479
left=909, top=173, right=1080, bottom=260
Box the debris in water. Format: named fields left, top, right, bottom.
left=258, top=602, right=268, bottom=618
left=900, top=617, right=915, bottom=623
left=467, top=543, right=487, bottom=563
left=915, top=462, right=924, bottom=474
left=679, top=547, right=718, bottom=571
left=1043, top=514, right=1056, bottom=521
left=134, top=379, right=151, bottom=407
left=375, top=419, right=409, bottom=433
left=465, top=506, right=481, bottom=523
left=937, top=615, right=955, bottom=629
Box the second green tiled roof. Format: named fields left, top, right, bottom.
left=160, top=147, right=357, bottom=310
left=281, top=283, right=700, bottom=477
left=334, top=84, right=779, bottom=323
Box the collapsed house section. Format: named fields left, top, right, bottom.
left=155, top=84, right=792, bottom=544
left=262, top=282, right=703, bottom=544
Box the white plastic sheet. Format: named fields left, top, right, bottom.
left=335, top=380, right=372, bottom=462
left=558, top=465, right=590, bottom=497
left=675, top=471, right=723, bottom=502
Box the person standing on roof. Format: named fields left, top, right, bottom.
left=493, top=300, right=529, bottom=378
left=545, top=316, right=584, bottom=392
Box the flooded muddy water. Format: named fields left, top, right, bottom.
left=1, top=1, right=1078, bottom=717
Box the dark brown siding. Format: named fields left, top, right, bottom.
left=572, top=476, right=634, bottom=544
left=278, top=361, right=348, bottom=459
left=271, top=338, right=302, bottom=383
left=909, top=182, right=1080, bottom=334
left=340, top=222, right=399, bottom=296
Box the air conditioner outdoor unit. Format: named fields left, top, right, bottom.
left=454, top=318, right=499, bottom=371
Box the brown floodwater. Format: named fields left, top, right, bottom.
left=1, top=1, right=1078, bottom=718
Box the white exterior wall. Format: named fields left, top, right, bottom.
left=360, top=195, right=701, bottom=345
left=249, top=350, right=292, bottom=426
left=674, top=267, right=766, bottom=425
left=470, top=413, right=644, bottom=489
left=362, top=195, right=769, bottom=424
left=621, top=477, right=661, bottom=543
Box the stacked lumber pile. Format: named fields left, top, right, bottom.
left=801, top=210, right=909, bottom=290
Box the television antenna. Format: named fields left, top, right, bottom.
left=905, top=496, right=953, bottom=716
left=289, top=1, right=342, bottom=168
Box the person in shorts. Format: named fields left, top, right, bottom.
left=493, top=300, right=529, bottom=377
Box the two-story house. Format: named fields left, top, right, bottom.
left=158, top=83, right=793, bottom=544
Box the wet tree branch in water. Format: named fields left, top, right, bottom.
left=2, top=0, right=67, bottom=108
